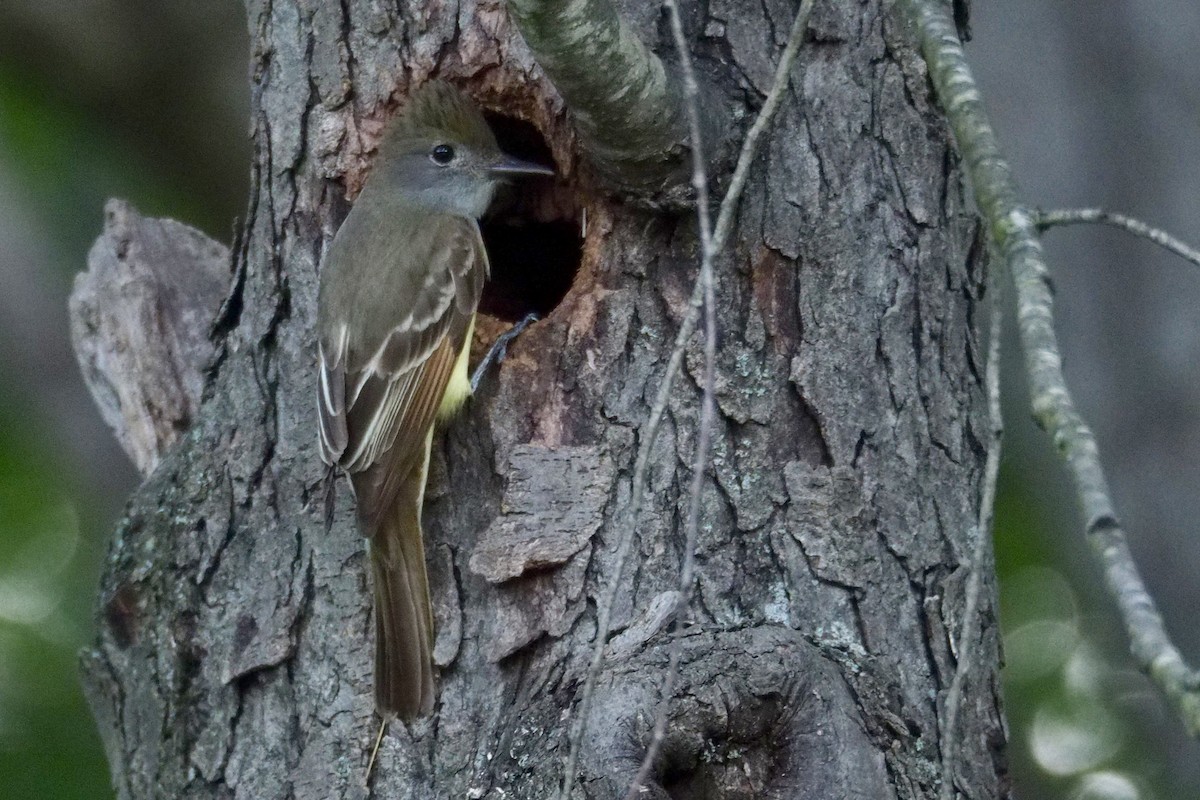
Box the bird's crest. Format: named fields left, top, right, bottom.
left=382, top=80, right=499, bottom=154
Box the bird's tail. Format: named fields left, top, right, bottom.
left=369, top=462, right=435, bottom=719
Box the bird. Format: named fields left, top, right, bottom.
left=316, top=80, right=552, bottom=719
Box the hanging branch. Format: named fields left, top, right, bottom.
left=901, top=0, right=1200, bottom=737
left=939, top=277, right=1003, bottom=800
left=620, top=0, right=715, bottom=795
left=555, top=1, right=815, bottom=797
left=621, top=2, right=815, bottom=797
left=1035, top=208, right=1200, bottom=268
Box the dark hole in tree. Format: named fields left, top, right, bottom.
left=479, top=111, right=582, bottom=322
left=659, top=763, right=696, bottom=798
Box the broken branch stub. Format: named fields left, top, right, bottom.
left=69, top=199, right=232, bottom=475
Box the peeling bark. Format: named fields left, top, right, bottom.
left=77, top=1, right=1009, bottom=798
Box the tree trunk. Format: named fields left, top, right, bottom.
left=77, top=1, right=1008, bottom=797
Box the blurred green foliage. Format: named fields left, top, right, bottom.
left=0, top=3, right=248, bottom=797
left=995, top=453, right=1178, bottom=800
left=0, top=63, right=212, bottom=255
left=0, top=397, right=109, bottom=799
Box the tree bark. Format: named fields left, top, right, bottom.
left=77, top=1, right=1008, bottom=798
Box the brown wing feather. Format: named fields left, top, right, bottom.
left=316, top=340, right=348, bottom=464
left=370, top=457, right=436, bottom=717
left=316, top=215, right=485, bottom=493
left=348, top=334, right=461, bottom=525
left=315, top=212, right=486, bottom=719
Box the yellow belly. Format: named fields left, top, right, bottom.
left=437, top=315, right=474, bottom=421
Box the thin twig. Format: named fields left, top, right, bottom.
left=622, top=0, right=713, bottom=794
left=364, top=718, right=387, bottom=786
left=1035, top=207, right=1200, bottom=268
left=939, top=274, right=1003, bottom=800
left=711, top=1, right=812, bottom=252
left=623, top=3, right=813, bottom=796
left=903, top=0, right=1200, bottom=738
left=556, top=2, right=814, bottom=797
left=555, top=232, right=699, bottom=800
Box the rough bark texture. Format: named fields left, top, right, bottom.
left=78, top=1, right=1008, bottom=798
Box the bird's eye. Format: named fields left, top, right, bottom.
left=430, top=144, right=455, bottom=165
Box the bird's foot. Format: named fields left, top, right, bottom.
left=470, top=311, right=539, bottom=392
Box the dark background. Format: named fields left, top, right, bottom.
left=0, top=2, right=1195, bottom=798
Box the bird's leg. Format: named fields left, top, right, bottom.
left=470, top=311, right=539, bottom=392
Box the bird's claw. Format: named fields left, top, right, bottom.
left=470, top=312, right=539, bottom=392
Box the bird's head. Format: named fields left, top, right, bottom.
left=374, top=81, right=553, bottom=218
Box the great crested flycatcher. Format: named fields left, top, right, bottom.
left=316, top=81, right=552, bottom=719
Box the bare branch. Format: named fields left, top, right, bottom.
left=939, top=274, right=1003, bottom=800
left=508, top=0, right=687, bottom=196
left=624, top=1, right=813, bottom=796
left=621, top=1, right=714, bottom=794
left=1035, top=207, right=1200, bottom=268
left=903, top=0, right=1200, bottom=737
left=554, top=1, right=813, bottom=796
left=711, top=3, right=812, bottom=253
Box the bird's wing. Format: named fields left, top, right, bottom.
left=317, top=214, right=487, bottom=523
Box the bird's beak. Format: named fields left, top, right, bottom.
left=489, top=154, right=555, bottom=177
